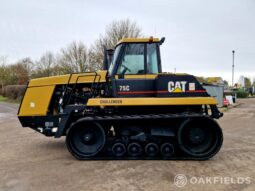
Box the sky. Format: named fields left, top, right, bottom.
left=0, top=0, right=254, bottom=84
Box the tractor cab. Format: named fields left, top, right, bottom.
left=105, top=37, right=164, bottom=77
left=104, top=37, right=165, bottom=97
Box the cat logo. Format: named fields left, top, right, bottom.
left=168, top=81, right=187, bottom=93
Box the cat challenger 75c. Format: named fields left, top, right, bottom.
left=18, top=37, right=223, bottom=160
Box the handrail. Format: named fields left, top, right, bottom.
left=60, top=73, right=73, bottom=107
left=65, top=72, right=101, bottom=106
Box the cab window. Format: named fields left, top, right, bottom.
left=117, top=44, right=145, bottom=75
left=147, top=44, right=159, bottom=74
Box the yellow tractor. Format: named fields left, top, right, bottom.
left=18, top=37, right=223, bottom=160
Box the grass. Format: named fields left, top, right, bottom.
left=0, top=95, right=7, bottom=102
left=0, top=95, right=21, bottom=104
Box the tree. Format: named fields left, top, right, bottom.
left=0, top=56, right=8, bottom=88
left=0, top=57, right=17, bottom=86
left=14, top=64, right=29, bottom=85
left=58, top=41, right=89, bottom=73
left=223, top=80, right=229, bottom=88
left=252, top=78, right=255, bottom=87
left=0, top=57, right=33, bottom=86
left=32, top=52, right=55, bottom=78
left=14, top=58, right=33, bottom=84
left=89, top=19, right=142, bottom=70
left=244, top=77, right=251, bottom=88
left=3, top=64, right=18, bottom=85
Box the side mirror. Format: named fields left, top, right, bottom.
left=159, top=37, right=165, bottom=45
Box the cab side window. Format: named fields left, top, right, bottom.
left=147, top=44, right=159, bottom=74
left=117, top=44, right=145, bottom=75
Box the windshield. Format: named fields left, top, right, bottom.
left=117, top=44, right=145, bottom=75
left=108, top=45, right=122, bottom=76
left=108, top=43, right=160, bottom=76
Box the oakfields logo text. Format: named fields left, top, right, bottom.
left=174, top=174, right=252, bottom=187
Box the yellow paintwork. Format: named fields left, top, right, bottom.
left=28, top=71, right=107, bottom=87
left=87, top=97, right=217, bottom=106
left=117, top=38, right=160, bottom=46
left=18, top=86, right=55, bottom=116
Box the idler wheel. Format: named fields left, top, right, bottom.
left=177, top=118, right=223, bottom=158
left=66, top=122, right=105, bottom=159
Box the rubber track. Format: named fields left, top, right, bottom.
left=76, top=112, right=203, bottom=122
left=67, top=113, right=223, bottom=161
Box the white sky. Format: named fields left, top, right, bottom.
left=0, top=0, right=255, bottom=84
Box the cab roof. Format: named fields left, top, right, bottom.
left=116, top=37, right=160, bottom=46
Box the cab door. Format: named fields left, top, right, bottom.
left=112, top=43, right=161, bottom=97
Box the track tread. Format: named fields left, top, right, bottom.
left=66, top=113, right=223, bottom=160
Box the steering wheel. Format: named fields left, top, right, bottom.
left=121, top=64, right=131, bottom=75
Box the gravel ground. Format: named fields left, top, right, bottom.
left=0, top=99, right=254, bottom=191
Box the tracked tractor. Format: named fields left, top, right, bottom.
left=18, top=37, right=223, bottom=160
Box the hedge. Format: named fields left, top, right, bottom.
left=1, top=85, right=27, bottom=100
left=236, top=90, right=249, bottom=98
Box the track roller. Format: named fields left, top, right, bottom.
left=145, top=143, right=159, bottom=157
left=112, top=142, right=126, bottom=157
left=160, top=143, right=175, bottom=157
left=127, top=142, right=142, bottom=157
